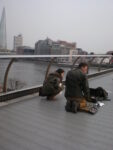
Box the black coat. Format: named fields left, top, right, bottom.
left=65, top=69, right=90, bottom=100
left=42, top=72, right=63, bottom=96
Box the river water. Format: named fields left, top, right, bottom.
left=0, top=59, right=99, bottom=90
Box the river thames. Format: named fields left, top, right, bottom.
left=0, top=59, right=99, bottom=90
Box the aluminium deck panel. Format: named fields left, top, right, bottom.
left=0, top=73, right=113, bottom=150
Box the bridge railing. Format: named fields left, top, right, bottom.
left=0, top=54, right=112, bottom=94
left=0, top=67, right=113, bottom=102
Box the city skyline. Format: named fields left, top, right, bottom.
left=0, top=0, right=113, bottom=53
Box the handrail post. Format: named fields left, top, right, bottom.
left=98, top=57, right=106, bottom=72
left=71, top=57, right=80, bottom=70
left=44, top=57, right=55, bottom=82
left=3, top=58, right=15, bottom=92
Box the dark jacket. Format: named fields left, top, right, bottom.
left=65, top=69, right=90, bottom=101
left=42, top=72, right=64, bottom=96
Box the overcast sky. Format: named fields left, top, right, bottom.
left=0, top=0, right=113, bottom=53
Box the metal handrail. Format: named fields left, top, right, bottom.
left=0, top=54, right=112, bottom=93
left=0, top=54, right=112, bottom=58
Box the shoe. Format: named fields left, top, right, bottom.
left=47, top=96, right=55, bottom=100
left=90, top=97, right=98, bottom=103
left=65, top=101, right=72, bottom=112
left=71, top=101, right=78, bottom=113
left=88, top=106, right=98, bottom=114
left=39, top=87, right=42, bottom=96
left=39, top=87, right=46, bottom=96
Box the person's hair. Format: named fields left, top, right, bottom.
left=56, top=68, right=64, bottom=75
left=78, top=62, right=88, bottom=69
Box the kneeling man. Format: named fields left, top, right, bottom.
left=65, top=62, right=98, bottom=114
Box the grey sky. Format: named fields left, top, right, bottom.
left=0, top=0, right=113, bottom=53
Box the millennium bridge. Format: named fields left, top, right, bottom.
left=0, top=55, right=113, bottom=150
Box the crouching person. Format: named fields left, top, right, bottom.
left=65, top=62, right=98, bottom=114
left=39, top=68, right=64, bottom=100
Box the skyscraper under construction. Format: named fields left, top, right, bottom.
left=0, top=7, right=7, bottom=49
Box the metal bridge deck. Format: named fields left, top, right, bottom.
left=0, top=73, right=113, bottom=150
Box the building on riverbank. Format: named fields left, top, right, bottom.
left=35, top=38, right=77, bottom=63
left=0, top=48, right=13, bottom=55
left=51, top=40, right=77, bottom=63
left=35, top=38, right=52, bottom=61
left=13, top=34, right=23, bottom=51
left=16, top=46, right=34, bottom=55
